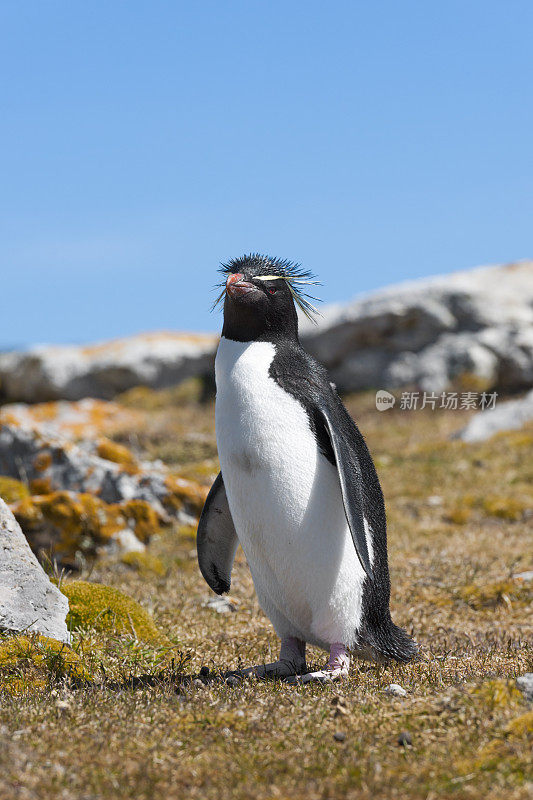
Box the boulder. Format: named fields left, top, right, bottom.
left=0, top=499, right=70, bottom=643
left=457, top=389, right=533, bottom=443
left=0, top=418, right=205, bottom=520
left=300, top=261, right=533, bottom=392
left=0, top=331, right=218, bottom=403
left=516, top=674, right=533, bottom=703
left=0, top=405, right=207, bottom=565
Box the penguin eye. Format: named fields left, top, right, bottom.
left=267, top=286, right=277, bottom=295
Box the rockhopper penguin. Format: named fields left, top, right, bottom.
left=197, top=254, right=417, bottom=682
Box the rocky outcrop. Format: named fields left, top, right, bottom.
left=0, top=499, right=70, bottom=642
left=457, top=389, right=533, bottom=443
left=0, top=332, right=218, bottom=402
left=1, top=262, right=531, bottom=401
left=300, top=261, right=533, bottom=393
left=0, top=420, right=204, bottom=519
left=0, top=402, right=207, bottom=565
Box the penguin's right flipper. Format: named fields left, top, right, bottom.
left=197, top=472, right=239, bottom=595
left=316, top=401, right=373, bottom=579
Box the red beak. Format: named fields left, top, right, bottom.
left=226, top=273, right=257, bottom=298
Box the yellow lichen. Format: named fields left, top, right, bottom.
left=177, top=524, right=197, bottom=542
left=37, top=491, right=123, bottom=540
left=12, top=492, right=163, bottom=563
left=0, top=634, right=91, bottom=695
left=472, top=711, right=533, bottom=770
left=96, top=437, right=138, bottom=468
left=33, top=451, right=53, bottom=472
left=29, top=477, right=53, bottom=495
left=459, top=580, right=532, bottom=609
left=164, top=475, right=207, bottom=516
left=118, top=377, right=208, bottom=410
left=472, top=679, right=522, bottom=709
left=0, top=476, right=30, bottom=504
left=121, top=551, right=166, bottom=577
left=120, top=499, right=161, bottom=543
left=445, top=507, right=472, bottom=525
left=59, top=580, right=168, bottom=645
left=482, top=496, right=528, bottom=521
left=505, top=711, right=533, bottom=737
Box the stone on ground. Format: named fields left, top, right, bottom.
left=300, top=261, right=533, bottom=393
left=0, top=331, right=218, bottom=402
left=457, top=388, right=533, bottom=443
left=0, top=499, right=69, bottom=643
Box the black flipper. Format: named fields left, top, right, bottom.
left=316, top=401, right=373, bottom=578
left=197, top=472, right=239, bottom=595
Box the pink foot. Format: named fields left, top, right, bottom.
left=287, top=642, right=350, bottom=685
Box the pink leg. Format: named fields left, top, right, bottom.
left=287, top=642, right=350, bottom=684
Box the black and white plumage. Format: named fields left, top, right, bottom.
left=197, top=254, right=417, bottom=680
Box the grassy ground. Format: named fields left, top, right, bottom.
left=0, top=389, right=531, bottom=800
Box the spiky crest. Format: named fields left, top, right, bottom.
left=212, top=253, right=321, bottom=321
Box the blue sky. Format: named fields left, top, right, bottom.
left=1, top=1, right=532, bottom=346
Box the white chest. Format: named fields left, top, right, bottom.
left=214, top=337, right=365, bottom=648
left=215, top=338, right=317, bottom=498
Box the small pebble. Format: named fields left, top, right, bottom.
left=226, top=675, right=240, bottom=688
left=333, top=731, right=346, bottom=742
left=384, top=683, right=407, bottom=697
left=397, top=731, right=412, bottom=747
left=204, top=596, right=236, bottom=614
left=193, top=678, right=205, bottom=689
left=513, top=571, right=533, bottom=583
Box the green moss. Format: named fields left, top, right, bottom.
left=59, top=580, right=168, bottom=645
left=121, top=550, right=166, bottom=577
left=0, top=476, right=30, bottom=504
left=0, top=634, right=90, bottom=695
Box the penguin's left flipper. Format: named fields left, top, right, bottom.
left=316, top=400, right=373, bottom=578
left=197, top=472, right=239, bottom=595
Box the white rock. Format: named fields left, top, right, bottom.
left=0, top=420, right=196, bottom=521
left=513, top=571, right=533, bottom=582
left=0, top=332, right=218, bottom=402
left=112, top=529, right=146, bottom=555
left=516, top=674, right=533, bottom=703
left=300, top=261, right=533, bottom=393
left=457, top=389, right=533, bottom=442
left=384, top=683, right=407, bottom=697
left=203, top=596, right=236, bottom=614
left=0, top=499, right=70, bottom=643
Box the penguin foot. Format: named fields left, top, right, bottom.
left=229, top=636, right=307, bottom=680
left=286, top=642, right=350, bottom=685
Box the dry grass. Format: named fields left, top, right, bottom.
left=0, top=390, right=531, bottom=800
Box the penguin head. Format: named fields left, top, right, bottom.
left=216, top=254, right=320, bottom=342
